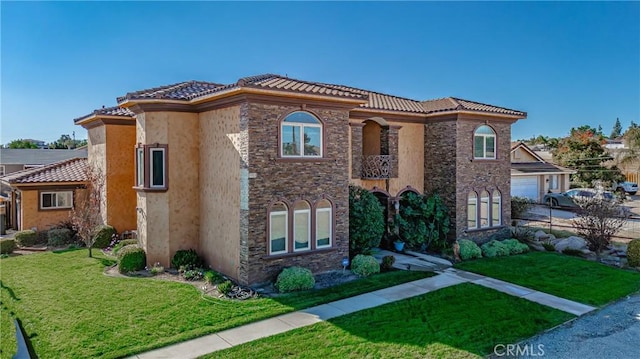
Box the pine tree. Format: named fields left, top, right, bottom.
left=611, top=118, right=622, bottom=138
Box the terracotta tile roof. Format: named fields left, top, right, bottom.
left=74, top=106, right=135, bottom=124
left=240, top=74, right=367, bottom=100
left=0, top=158, right=87, bottom=184
left=317, top=83, right=426, bottom=113
left=421, top=97, right=526, bottom=117
left=117, top=80, right=225, bottom=103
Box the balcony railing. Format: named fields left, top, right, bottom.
left=362, top=155, right=391, bottom=179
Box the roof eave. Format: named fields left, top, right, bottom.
left=425, top=109, right=526, bottom=119
left=74, top=114, right=135, bottom=126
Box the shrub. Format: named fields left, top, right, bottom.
left=627, top=239, right=640, bottom=267
left=510, top=226, right=535, bottom=243
left=204, top=270, right=223, bottom=284
left=349, top=185, right=385, bottom=257
left=217, top=280, right=233, bottom=295
left=573, top=198, right=626, bottom=255
left=15, top=230, right=46, bottom=247
left=562, top=248, right=583, bottom=257
left=171, top=249, right=204, bottom=270
left=458, top=239, right=482, bottom=260
left=275, top=266, right=316, bottom=293
left=501, top=239, right=530, bottom=255
left=112, top=239, right=138, bottom=255
left=511, top=196, right=533, bottom=219
left=47, top=228, right=74, bottom=247
left=92, top=225, right=117, bottom=249
left=481, top=240, right=510, bottom=258
left=542, top=241, right=556, bottom=251
left=351, top=254, right=380, bottom=277
left=0, top=239, right=16, bottom=254
left=182, top=269, right=203, bottom=281
left=394, top=192, right=450, bottom=251
left=149, top=262, right=164, bottom=275
left=117, top=245, right=146, bottom=273
left=381, top=255, right=396, bottom=271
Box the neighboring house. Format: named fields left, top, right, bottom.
left=0, top=158, right=87, bottom=231
left=605, top=138, right=625, bottom=150
left=74, top=74, right=526, bottom=285
left=511, top=142, right=575, bottom=202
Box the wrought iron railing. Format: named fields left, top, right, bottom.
left=362, top=155, right=391, bottom=179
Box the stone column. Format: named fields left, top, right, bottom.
left=350, top=123, right=365, bottom=179
left=389, top=125, right=401, bottom=178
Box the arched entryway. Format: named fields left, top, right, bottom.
left=370, top=187, right=391, bottom=249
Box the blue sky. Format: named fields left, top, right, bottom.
left=2, top=1, right=638, bottom=144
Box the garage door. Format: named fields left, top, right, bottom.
left=511, top=176, right=539, bottom=202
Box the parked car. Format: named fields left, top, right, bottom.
left=543, top=188, right=616, bottom=208
left=615, top=181, right=638, bottom=195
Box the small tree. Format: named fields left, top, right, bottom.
left=70, top=165, right=105, bottom=257
left=511, top=196, right=533, bottom=220
left=349, top=185, right=385, bottom=258
left=572, top=198, right=626, bottom=257
left=394, top=192, right=450, bottom=251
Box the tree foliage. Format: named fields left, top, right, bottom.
left=48, top=134, right=87, bottom=149
left=70, top=165, right=105, bottom=257
left=393, top=192, right=450, bottom=251
left=7, top=139, right=38, bottom=149
left=552, top=126, right=624, bottom=188
left=348, top=185, right=385, bottom=258
left=572, top=198, right=626, bottom=256
left=610, top=118, right=623, bottom=139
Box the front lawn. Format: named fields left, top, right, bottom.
left=0, top=249, right=430, bottom=359
left=208, top=283, right=574, bottom=358
left=455, top=251, right=640, bottom=306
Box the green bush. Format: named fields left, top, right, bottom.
left=394, top=192, right=450, bottom=251
left=182, top=269, right=203, bottom=281
left=204, top=270, right=223, bottom=284
left=217, top=280, right=233, bottom=295
left=511, top=196, right=533, bottom=219
left=112, top=239, right=138, bottom=255
left=47, top=228, right=74, bottom=247
left=349, top=185, right=385, bottom=257
left=275, top=266, right=316, bottom=293
left=92, top=225, right=116, bottom=249
left=171, top=249, right=203, bottom=269
left=117, top=245, right=146, bottom=273
left=562, top=248, right=583, bottom=257
left=15, top=230, right=47, bottom=247
left=628, top=239, right=640, bottom=267
left=351, top=254, right=380, bottom=277
left=501, top=239, right=530, bottom=255
left=542, top=241, right=556, bottom=251
left=381, top=255, right=396, bottom=271
left=0, top=239, right=16, bottom=254
left=481, top=240, right=510, bottom=258
left=458, top=239, right=482, bottom=260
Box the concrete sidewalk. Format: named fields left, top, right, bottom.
left=131, top=269, right=595, bottom=359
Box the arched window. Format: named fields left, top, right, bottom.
left=281, top=111, right=322, bottom=158
left=468, top=192, right=478, bottom=229
left=492, top=190, right=502, bottom=226
left=269, top=202, right=288, bottom=255
left=316, top=199, right=332, bottom=248
left=293, top=201, right=311, bottom=251
left=480, top=190, right=490, bottom=228
left=474, top=125, right=496, bottom=159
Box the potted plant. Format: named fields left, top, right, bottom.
left=393, top=238, right=405, bottom=252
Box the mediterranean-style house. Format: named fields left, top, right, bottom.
left=73, top=74, right=526, bottom=285
left=510, top=142, right=575, bottom=202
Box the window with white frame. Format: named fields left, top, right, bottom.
left=492, top=190, right=501, bottom=227
left=480, top=190, right=490, bottom=228
left=549, top=175, right=559, bottom=190
left=269, top=202, right=288, bottom=255
left=134, top=144, right=168, bottom=190
left=468, top=192, right=477, bottom=229
left=474, top=125, right=496, bottom=159
left=316, top=199, right=332, bottom=248
left=293, top=201, right=311, bottom=251
left=40, top=191, right=73, bottom=209
left=281, top=112, right=322, bottom=158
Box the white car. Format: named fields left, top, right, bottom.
left=615, top=181, right=638, bottom=195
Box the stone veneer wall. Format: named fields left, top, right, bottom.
left=424, top=119, right=459, bottom=224
left=243, top=102, right=350, bottom=285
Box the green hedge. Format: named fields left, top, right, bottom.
left=93, top=225, right=116, bottom=249
left=171, top=249, right=203, bottom=269
left=351, top=255, right=380, bottom=277
left=118, top=245, right=146, bottom=273
left=628, top=239, right=640, bottom=267
left=47, top=228, right=75, bottom=247
left=0, top=239, right=16, bottom=254
left=459, top=239, right=482, bottom=260
left=275, top=266, right=315, bottom=293
left=15, top=230, right=47, bottom=247
left=113, top=239, right=138, bottom=255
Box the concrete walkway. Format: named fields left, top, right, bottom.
left=131, top=268, right=595, bottom=359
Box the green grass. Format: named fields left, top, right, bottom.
left=207, top=283, right=574, bottom=358
left=456, top=251, right=640, bottom=306
left=0, top=250, right=431, bottom=359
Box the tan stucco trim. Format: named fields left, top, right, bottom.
left=76, top=116, right=136, bottom=129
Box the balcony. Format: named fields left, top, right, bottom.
left=362, top=155, right=392, bottom=179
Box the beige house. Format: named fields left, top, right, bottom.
left=75, top=74, right=526, bottom=285
left=511, top=142, right=575, bottom=202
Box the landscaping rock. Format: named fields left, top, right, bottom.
left=529, top=243, right=546, bottom=252
left=534, top=230, right=550, bottom=241
left=555, top=236, right=588, bottom=253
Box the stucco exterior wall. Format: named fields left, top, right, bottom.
left=199, top=106, right=242, bottom=280
left=245, top=102, right=350, bottom=285
left=18, top=187, right=85, bottom=231
left=136, top=111, right=200, bottom=268
left=88, top=126, right=108, bottom=224
left=105, top=124, right=136, bottom=231
left=511, top=147, right=538, bottom=162
left=389, top=122, right=424, bottom=196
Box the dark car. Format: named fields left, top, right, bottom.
left=542, top=188, right=616, bottom=208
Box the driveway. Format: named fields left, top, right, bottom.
left=515, top=293, right=640, bottom=358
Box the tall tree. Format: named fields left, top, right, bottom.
left=552, top=126, right=624, bottom=187
left=610, top=118, right=622, bottom=138
left=7, top=139, right=38, bottom=149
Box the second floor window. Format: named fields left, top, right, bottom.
left=281, top=111, right=322, bottom=158
left=474, top=125, right=496, bottom=159
left=135, top=144, right=168, bottom=191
